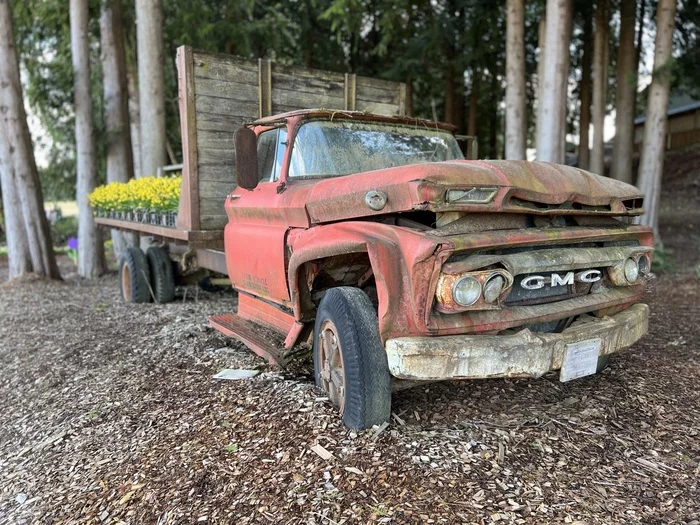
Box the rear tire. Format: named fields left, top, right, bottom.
left=119, top=247, right=151, bottom=303
left=313, top=287, right=391, bottom=430
left=146, top=247, right=175, bottom=303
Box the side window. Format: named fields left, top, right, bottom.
left=271, top=129, right=288, bottom=181
left=257, top=130, right=277, bottom=182
left=256, top=128, right=288, bottom=182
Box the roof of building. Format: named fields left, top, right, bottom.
left=635, top=98, right=700, bottom=125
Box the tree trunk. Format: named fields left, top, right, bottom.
left=101, top=0, right=136, bottom=259
left=634, top=0, right=646, bottom=87
left=637, top=0, right=677, bottom=236
left=0, top=0, right=60, bottom=280
left=611, top=0, right=637, bottom=184
left=632, top=0, right=646, bottom=122
left=71, top=0, right=105, bottom=278
left=444, top=65, right=456, bottom=125
left=489, top=73, right=499, bottom=159
left=0, top=147, right=32, bottom=278
left=578, top=14, right=593, bottom=170
left=535, top=16, right=546, bottom=156
left=135, top=0, right=166, bottom=177
left=467, top=71, right=479, bottom=138
left=127, top=65, right=141, bottom=180
left=536, top=0, right=572, bottom=163
left=559, top=5, right=574, bottom=162
left=590, top=0, right=609, bottom=176
left=505, top=0, right=526, bottom=160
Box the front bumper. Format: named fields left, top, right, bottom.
left=385, top=303, right=649, bottom=381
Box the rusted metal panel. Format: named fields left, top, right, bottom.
left=386, top=303, right=649, bottom=381
left=238, top=292, right=296, bottom=334
left=445, top=246, right=653, bottom=275
left=300, top=158, right=644, bottom=225
left=209, top=313, right=284, bottom=365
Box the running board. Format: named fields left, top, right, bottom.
left=209, top=313, right=287, bottom=366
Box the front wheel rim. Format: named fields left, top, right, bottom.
left=318, top=320, right=346, bottom=415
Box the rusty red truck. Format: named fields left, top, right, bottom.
left=96, top=48, right=653, bottom=429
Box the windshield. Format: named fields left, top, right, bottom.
left=288, top=120, right=464, bottom=178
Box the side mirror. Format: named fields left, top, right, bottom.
left=234, top=127, right=259, bottom=190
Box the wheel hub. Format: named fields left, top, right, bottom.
left=121, top=263, right=132, bottom=302
left=318, top=320, right=346, bottom=415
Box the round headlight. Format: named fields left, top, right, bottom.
left=638, top=254, right=650, bottom=276
left=483, top=275, right=505, bottom=303
left=453, top=276, right=482, bottom=307
left=624, top=257, right=639, bottom=282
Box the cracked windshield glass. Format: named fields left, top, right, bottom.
left=288, top=120, right=464, bottom=177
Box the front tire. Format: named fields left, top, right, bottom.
left=313, top=287, right=391, bottom=430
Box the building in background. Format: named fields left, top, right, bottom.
left=634, top=94, right=700, bottom=152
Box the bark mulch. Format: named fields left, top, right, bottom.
left=1, top=155, right=699, bottom=524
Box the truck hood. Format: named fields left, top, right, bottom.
left=303, top=160, right=644, bottom=224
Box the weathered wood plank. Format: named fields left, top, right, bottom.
left=195, top=113, right=252, bottom=133
left=354, top=100, right=401, bottom=116
left=195, top=95, right=259, bottom=118
left=355, top=78, right=401, bottom=105
left=201, top=214, right=229, bottom=230
left=199, top=164, right=237, bottom=182
left=177, top=46, right=199, bottom=230
left=193, top=77, right=259, bottom=101
left=271, top=68, right=344, bottom=96
left=344, top=73, right=356, bottom=110
left=193, top=53, right=259, bottom=84
left=200, top=196, right=227, bottom=214
left=272, top=62, right=345, bottom=84
left=199, top=180, right=235, bottom=198
left=198, top=147, right=235, bottom=166
left=196, top=129, right=236, bottom=150
left=258, top=59, right=272, bottom=117
left=355, top=75, right=404, bottom=93
left=270, top=88, right=345, bottom=112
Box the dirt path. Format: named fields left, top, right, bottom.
left=1, top=161, right=699, bottom=524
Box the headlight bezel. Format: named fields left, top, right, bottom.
left=607, top=250, right=653, bottom=286
left=435, top=268, right=514, bottom=313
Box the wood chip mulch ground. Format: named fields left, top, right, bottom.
left=1, top=153, right=699, bottom=524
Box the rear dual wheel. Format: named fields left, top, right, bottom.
left=313, top=287, right=391, bottom=430
left=119, top=246, right=175, bottom=304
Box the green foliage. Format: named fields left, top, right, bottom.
left=11, top=0, right=107, bottom=201
left=50, top=216, right=79, bottom=246
left=9, top=0, right=700, bottom=198
left=651, top=243, right=676, bottom=274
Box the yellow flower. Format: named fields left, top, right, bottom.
left=89, top=175, right=182, bottom=214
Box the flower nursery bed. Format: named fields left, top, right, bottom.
left=95, top=209, right=178, bottom=228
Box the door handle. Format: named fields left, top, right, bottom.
left=227, top=193, right=241, bottom=200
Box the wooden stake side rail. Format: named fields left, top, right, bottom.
left=95, top=216, right=223, bottom=246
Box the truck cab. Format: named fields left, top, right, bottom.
left=218, top=109, right=652, bottom=430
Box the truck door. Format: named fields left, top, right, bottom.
left=223, top=127, right=307, bottom=307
